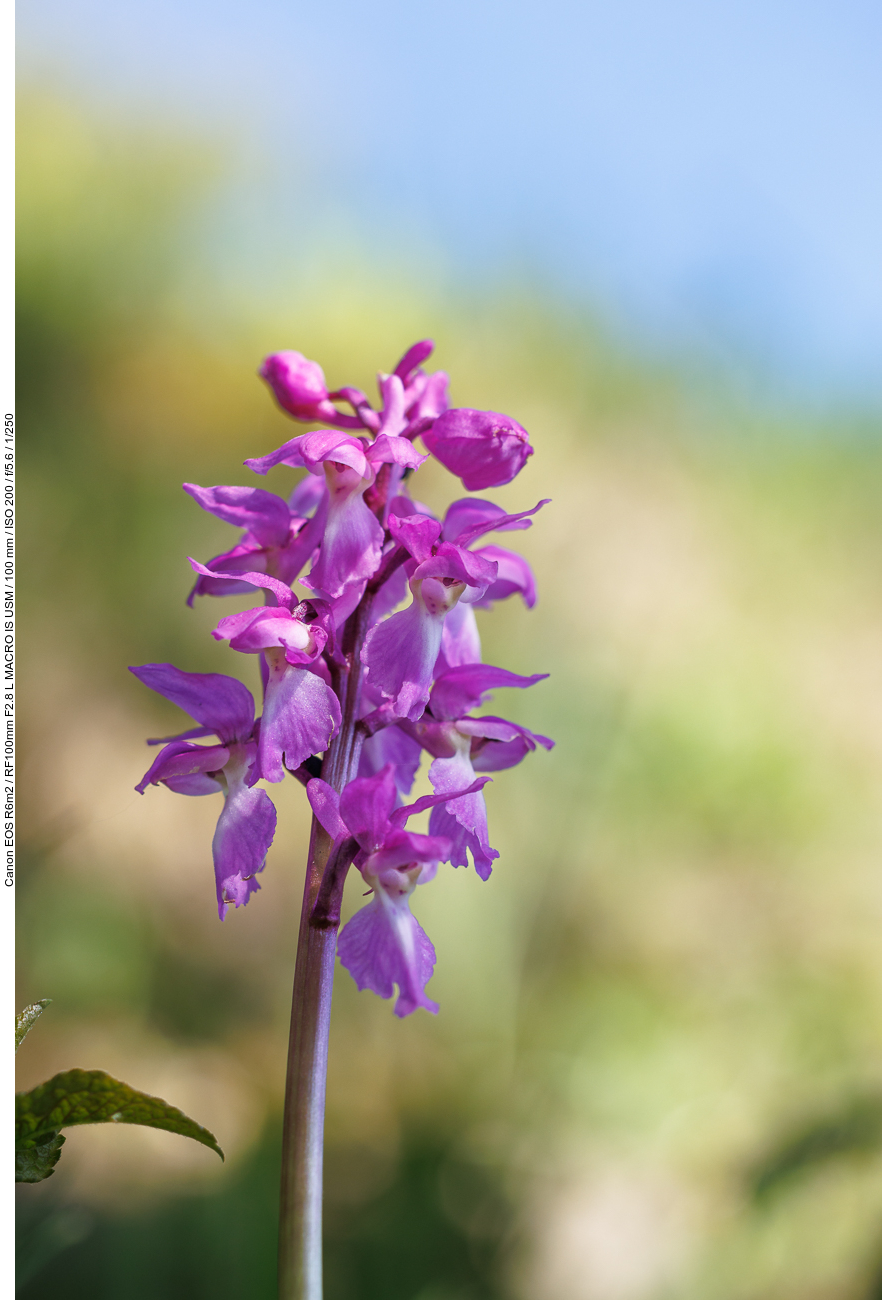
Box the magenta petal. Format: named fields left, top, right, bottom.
left=136, top=740, right=230, bottom=793
left=393, top=339, right=434, bottom=381
left=471, top=725, right=555, bottom=772
left=422, top=408, right=534, bottom=490
left=471, top=545, right=537, bottom=609
left=427, top=750, right=499, bottom=879
left=358, top=724, right=423, bottom=796
left=362, top=598, right=444, bottom=722
left=442, top=497, right=525, bottom=543
left=129, top=664, right=255, bottom=742
left=213, top=778, right=276, bottom=920
left=259, top=661, right=342, bottom=782
left=410, top=370, right=449, bottom=422
left=188, top=558, right=296, bottom=609
left=339, top=765, right=398, bottom=850
left=375, top=375, right=408, bottom=438
left=306, top=778, right=347, bottom=841
left=296, top=430, right=371, bottom=477
left=187, top=540, right=269, bottom=605
left=260, top=350, right=329, bottom=417
left=366, top=827, right=452, bottom=872
left=437, top=601, right=482, bottom=673
left=163, top=772, right=223, bottom=796
left=308, top=490, right=383, bottom=599
left=245, top=436, right=310, bottom=475
left=337, top=895, right=439, bottom=1017
left=368, top=433, right=427, bottom=470
left=216, top=606, right=323, bottom=661
left=289, top=473, right=328, bottom=515
left=183, top=483, right=291, bottom=548
left=389, top=513, right=443, bottom=563
left=146, top=723, right=215, bottom=746
left=389, top=775, right=491, bottom=827
left=412, top=543, right=497, bottom=590
left=443, top=496, right=549, bottom=548
left=429, top=664, right=549, bottom=721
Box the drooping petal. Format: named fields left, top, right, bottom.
left=186, top=539, right=269, bottom=605
left=389, top=774, right=491, bottom=828
left=468, top=718, right=555, bottom=772
left=429, top=664, right=549, bottom=722
left=135, top=739, right=230, bottom=794
left=422, top=408, right=534, bottom=490
left=470, top=545, right=537, bottom=609
left=213, top=754, right=277, bottom=919
left=337, top=891, right=439, bottom=1018
left=129, top=664, right=255, bottom=743
left=427, top=743, right=498, bottom=879
left=188, top=558, right=296, bottom=609
left=245, top=436, right=310, bottom=475
left=183, top=483, right=292, bottom=548
left=259, top=659, right=342, bottom=782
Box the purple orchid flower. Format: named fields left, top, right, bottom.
left=244, top=430, right=425, bottom=612
left=130, top=664, right=277, bottom=920
left=421, top=407, right=534, bottom=490
left=184, top=479, right=327, bottom=603
left=307, top=764, right=491, bottom=1017
left=400, top=664, right=553, bottom=878
left=435, top=495, right=550, bottom=670
left=361, top=513, right=499, bottom=722
left=187, top=561, right=342, bottom=782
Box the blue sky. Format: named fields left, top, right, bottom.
left=18, top=0, right=882, bottom=403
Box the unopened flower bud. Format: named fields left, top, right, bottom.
left=260, top=351, right=329, bottom=418
left=421, top=408, right=533, bottom=490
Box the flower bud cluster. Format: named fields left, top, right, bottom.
left=132, top=340, right=552, bottom=1015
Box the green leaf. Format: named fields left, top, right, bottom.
left=16, top=999, right=52, bottom=1053
left=15, top=1132, right=65, bottom=1183
left=15, top=1069, right=224, bottom=1177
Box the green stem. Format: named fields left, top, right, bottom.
left=277, top=590, right=374, bottom=1300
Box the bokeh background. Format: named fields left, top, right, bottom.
left=15, top=3, right=882, bottom=1298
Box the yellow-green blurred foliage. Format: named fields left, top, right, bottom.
left=16, top=91, right=882, bottom=1300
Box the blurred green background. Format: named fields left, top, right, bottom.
left=16, top=90, right=882, bottom=1300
